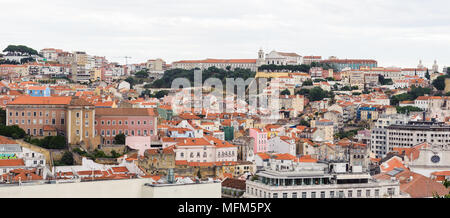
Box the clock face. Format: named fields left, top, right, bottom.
left=431, top=155, right=440, bottom=163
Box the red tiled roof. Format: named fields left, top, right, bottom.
left=0, top=159, right=25, bottom=167
left=8, top=96, right=72, bottom=105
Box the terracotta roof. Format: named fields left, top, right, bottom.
left=0, top=159, right=25, bottom=167
left=374, top=170, right=449, bottom=198
left=221, top=178, right=246, bottom=190
left=8, top=96, right=72, bottom=105
left=0, top=136, right=18, bottom=145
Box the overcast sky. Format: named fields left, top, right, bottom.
left=1, top=0, right=449, bottom=68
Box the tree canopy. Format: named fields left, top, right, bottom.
left=258, top=64, right=311, bottom=72
left=396, top=106, right=423, bottom=114
left=390, top=86, right=432, bottom=106
left=0, top=125, right=26, bottom=139
left=149, top=67, right=256, bottom=89
left=3, top=45, right=39, bottom=56
left=296, top=87, right=334, bottom=102
left=26, top=136, right=67, bottom=149
left=114, top=133, right=126, bottom=145
left=432, top=75, right=450, bottom=91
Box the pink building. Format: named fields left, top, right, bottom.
left=95, top=108, right=158, bottom=145
left=125, top=136, right=152, bottom=156
left=249, top=128, right=268, bottom=154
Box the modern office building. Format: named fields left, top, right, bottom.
left=386, top=121, right=450, bottom=150
left=371, top=114, right=410, bottom=158
left=244, top=161, right=402, bottom=198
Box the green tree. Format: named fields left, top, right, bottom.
left=280, top=89, right=291, bottom=95
left=3, top=45, right=39, bottom=55
left=302, top=80, right=313, bottom=86
left=425, top=69, right=430, bottom=80
left=299, top=119, right=310, bottom=127
left=0, top=108, right=6, bottom=126
left=154, top=90, right=169, bottom=99
left=114, top=133, right=126, bottom=145
left=60, top=151, right=74, bottom=165
left=396, top=106, right=423, bottom=114
left=0, top=125, right=26, bottom=139
left=134, top=70, right=149, bottom=78
left=124, top=77, right=135, bottom=89
left=432, top=75, right=450, bottom=91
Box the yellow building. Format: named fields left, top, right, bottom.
left=90, top=68, right=102, bottom=82
left=66, top=97, right=100, bottom=151
left=255, top=71, right=289, bottom=79
left=445, top=78, right=450, bottom=93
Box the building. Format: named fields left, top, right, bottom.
left=370, top=114, right=410, bottom=158
left=172, top=59, right=257, bottom=71
left=0, top=136, right=46, bottom=179
left=386, top=121, right=450, bottom=152
left=146, top=58, right=166, bottom=72
left=26, top=86, right=51, bottom=97
left=259, top=50, right=303, bottom=66
left=95, top=108, right=158, bottom=145
left=303, top=56, right=322, bottom=65
left=244, top=160, right=402, bottom=198
left=249, top=129, right=268, bottom=154
left=321, top=59, right=378, bottom=71
left=6, top=96, right=98, bottom=150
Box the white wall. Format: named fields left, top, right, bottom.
left=0, top=179, right=221, bottom=198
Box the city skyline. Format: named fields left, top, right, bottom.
left=1, top=0, right=449, bottom=68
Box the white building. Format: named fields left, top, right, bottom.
left=172, top=59, right=257, bottom=71
left=258, top=49, right=303, bottom=66
left=244, top=161, right=403, bottom=198
left=267, top=136, right=296, bottom=156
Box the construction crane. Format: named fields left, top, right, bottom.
left=114, top=56, right=132, bottom=65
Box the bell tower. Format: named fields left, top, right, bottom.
left=257, top=48, right=265, bottom=67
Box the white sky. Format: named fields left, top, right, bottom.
left=1, top=0, right=449, bottom=68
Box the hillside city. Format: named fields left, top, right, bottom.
left=0, top=45, right=449, bottom=198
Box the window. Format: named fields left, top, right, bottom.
left=311, top=192, right=316, bottom=198
left=330, top=191, right=335, bottom=198
left=273, top=193, right=278, bottom=198
left=321, top=191, right=325, bottom=198
left=76, top=112, right=79, bottom=118
left=348, top=190, right=353, bottom=198
left=292, top=192, right=297, bottom=198
left=282, top=193, right=287, bottom=198
left=357, top=190, right=362, bottom=198
left=388, top=188, right=395, bottom=196
left=76, top=130, right=79, bottom=135
left=366, top=190, right=371, bottom=197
